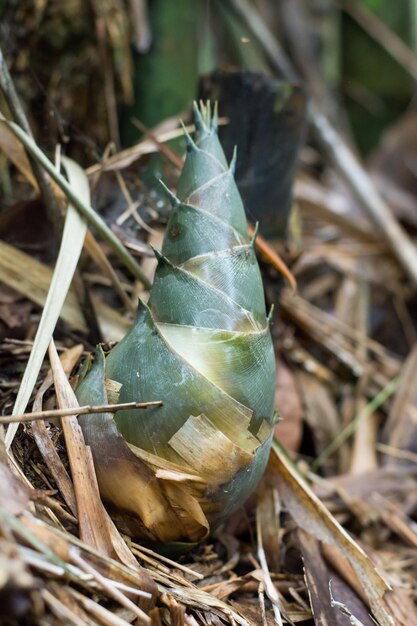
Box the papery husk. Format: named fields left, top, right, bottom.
left=76, top=103, right=276, bottom=544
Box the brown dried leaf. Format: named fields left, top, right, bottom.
left=274, top=359, right=303, bottom=453
left=382, top=344, right=417, bottom=462
left=0, top=123, right=38, bottom=189
left=48, top=339, right=157, bottom=604
left=295, top=371, right=342, bottom=463
left=300, top=530, right=375, bottom=626
left=31, top=344, right=84, bottom=516
left=270, top=443, right=395, bottom=626
left=0, top=240, right=130, bottom=340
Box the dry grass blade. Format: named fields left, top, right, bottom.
left=86, top=123, right=195, bottom=174
left=69, top=588, right=135, bottom=626
left=47, top=339, right=157, bottom=606
left=0, top=122, right=38, bottom=189
left=70, top=549, right=151, bottom=625
left=382, top=345, right=417, bottom=462
left=270, top=442, right=395, bottom=626
left=31, top=345, right=83, bottom=516
left=0, top=240, right=131, bottom=339
left=5, top=157, right=89, bottom=449
left=299, top=531, right=375, bottom=626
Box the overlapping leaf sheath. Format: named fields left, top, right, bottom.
left=76, top=103, right=276, bottom=544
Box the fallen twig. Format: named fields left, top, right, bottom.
left=1, top=400, right=163, bottom=425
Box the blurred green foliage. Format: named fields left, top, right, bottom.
left=120, top=0, right=201, bottom=145
left=342, top=0, right=413, bottom=153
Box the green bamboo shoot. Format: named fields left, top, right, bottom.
left=76, top=103, right=276, bottom=543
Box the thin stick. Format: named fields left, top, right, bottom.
left=70, top=549, right=151, bottom=625
left=131, top=117, right=183, bottom=168
left=248, top=224, right=297, bottom=291
left=84, top=230, right=136, bottom=314
left=0, top=117, right=151, bottom=289
left=41, top=589, right=87, bottom=626
left=131, top=541, right=204, bottom=580
left=69, top=589, right=135, bottom=626
left=1, top=400, right=162, bottom=425
left=255, top=513, right=284, bottom=626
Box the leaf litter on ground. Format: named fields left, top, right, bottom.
left=1, top=15, right=417, bottom=624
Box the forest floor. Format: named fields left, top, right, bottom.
left=1, top=3, right=417, bottom=625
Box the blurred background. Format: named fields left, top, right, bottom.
left=1, top=0, right=415, bottom=154
left=1, top=4, right=417, bottom=623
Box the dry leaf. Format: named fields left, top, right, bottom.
left=299, top=530, right=375, bottom=626
left=47, top=339, right=157, bottom=609
left=31, top=344, right=84, bottom=516
left=274, top=358, right=303, bottom=453
left=270, top=442, right=395, bottom=626
left=0, top=122, right=38, bottom=189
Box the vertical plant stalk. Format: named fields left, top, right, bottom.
left=76, top=103, right=276, bottom=543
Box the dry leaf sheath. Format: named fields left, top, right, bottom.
left=76, top=103, right=276, bottom=544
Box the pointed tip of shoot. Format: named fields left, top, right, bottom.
left=194, top=100, right=218, bottom=135
left=212, top=101, right=219, bottom=131
left=267, top=304, right=275, bottom=325
left=198, top=99, right=210, bottom=125
left=151, top=245, right=171, bottom=267
left=95, top=344, right=106, bottom=360
left=150, top=245, right=162, bottom=260
left=193, top=101, right=205, bottom=134
left=229, top=146, right=238, bottom=174
left=250, top=222, right=259, bottom=248
left=180, top=120, right=198, bottom=152
left=158, top=179, right=180, bottom=207
left=273, top=410, right=281, bottom=424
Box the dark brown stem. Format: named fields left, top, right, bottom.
left=0, top=48, right=63, bottom=231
